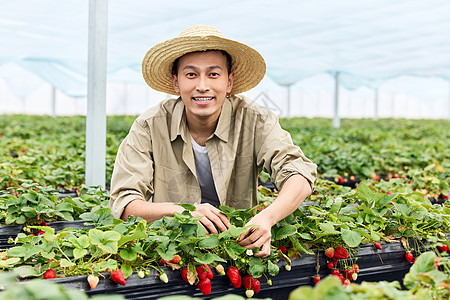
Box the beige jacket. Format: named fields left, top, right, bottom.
left=110, top=95, right=317, bottom=219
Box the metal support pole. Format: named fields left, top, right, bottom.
left=51, top=86, right=56, bottom=117
left=374, top=88, right=379, bottom=121
left=86, top=0, right=108, bottom=188
left=332, top=72, right=340, bottom=128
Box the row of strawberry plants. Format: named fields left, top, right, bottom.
left=1, top=184, right=448, bottom=297
left=1, top=115, right=448, bottom=193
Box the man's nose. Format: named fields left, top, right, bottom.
left=196, top=76, right=210, bottom=92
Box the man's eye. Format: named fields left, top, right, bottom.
left=210, top=72, right=219, bottom=77
left=186, top=72, right=196, bottom=77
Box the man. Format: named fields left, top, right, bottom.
left=110, top=25, right=317, bottom=257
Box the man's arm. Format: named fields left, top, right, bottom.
left=238, top=174, right=312, bottom=257
left=122, top=200, right=230, bottom=234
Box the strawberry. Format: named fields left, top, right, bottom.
left=232, top=274, right=242, bottom=288
left=245, top=290, right=255, bottom=298
left=331, top=269, right=340, bottom=276
left=313, top=275, right=320, bottom=284
left=343, top=279, right=351, bottom=287
left=37, top=230, right=45, bottom=236
left=197, top=264, right=213, bottom=280
left=374, top=175, right=380, bottom=181
left=227, top=267, right=240, bottom=285
left=437, top=245, right=448, bottom=252
left=171, top=254, right=181, bottom=264
left=44, top=269, right=56, bottom=279
left=351, top=272, right=358, bottom=281
left=159, top=273, right=168, bottom=283
left=332, top=257, right=338, bottom=265
left=434, top=257, right=441, bottom=268
left=374, top=242, right=382, bottom=250
left=334, top=246, right=348, bottom=259
left=327, top=262, right=334, bottom=269
left=337, top=176, right=344, bottom=184
left=197, top=278, right=211, bottom=295
left=87, top=275, right=99, bottom=289
left=252, top=278, right=260, bottom=293
left=267, top=278, right=272, bottom=286
left=339, top=274, right=345, bottom=283
left=405, top=252, right=413, bottom=263
left=393, top=173, right=400, bottom=178
left=243, top=275, right=253, bottom=290
left=111, top=269, right=126, bottom=286
left=159, top=258, right=169, bottom=266
left=324, top=247, right=335, bottom=258
left=181, top=268, right=189, bottom=282
left=442, top=194, right=449, bottom=199
left=352, top=264, right=359, bottom=272
left=278, top=246, right=287, bottom=254
left=215, top=264, right=225, bottom=275
left=387, top=191, right=393, bottom=195
left=350, top=176, right=356, bottom=182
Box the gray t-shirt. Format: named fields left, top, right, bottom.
left=190, top=135, right=220, bottom=207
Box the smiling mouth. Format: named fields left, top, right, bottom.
left=192, top=97, right=214, bottom=104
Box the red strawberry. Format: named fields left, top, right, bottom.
left=437, top=245, right=448, bottom=252
left=87, top=275, right=99, bottom=289
left=337, top=176, right=344, bottom=184
left=252, top=278, right=260, bottom=293
left=334, top=246, right=348, bottom=259
left=227, top=267, right=240, bottom=285
left=327, top=262, right=334, bottom=269
left=434, top=257, right=441, bottom=268
left=44, top=269, right=56, bottom=279
left=197, top=278, right=211, bottom=295
left=232, top=274, right=242, bottom=289
left=243, top=275, right=254, bottom=290
left=387, top=191, right=393, bottom=195
left=374, top=175, right=380, bottom=181
left=111, top=270, right=126, bottom=286
left=442, top=194, right=449, bottom=199
left=171, top=254, right=181, bottom=264
left=352, top=264, right=359, bottom=272
left=181, top=268, right=189, bottom=282
left=159, top=258, right=169, bottom=266
left=332, top=257, right=338, bottom=265
left=393, top=173, right=400, bottom=178
left=197, top=264, right=213, bottom=280
left=350, top=176, right=356, bottom=182
left=405, top=252, right=413, bottom=263
left=343, top=279, right=351, bottom=287
left=331, top=269, right=340, bottom=276
left=37, top=230, right=45, bottom=236
left=313, top=275, right=320, bottom=284
left=278, top=246, right=287, bottom=254
left=374, top=242, right=382, bottom=250
left=324, top=247, right=335, bottom=258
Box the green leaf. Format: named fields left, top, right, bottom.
left=178, top=203, right=196, bottom=212
left=121, top=263, right=133, bottom=278
left=198, top=235, right=220, bottom=249
left=341, top=229, right=362, bottom=247
left=60, top=258, right=76, bottom=268
left=357, top=184, right=375, bottom=206
left=8, top=245, right=27, bottom=257
left=267, top=260, right=279, bottom=276
left=14, top=265, right=40, bottom=278
left=274, top=225, right=297, bottom=240
left=248, top=257, right=266, bottom=278
left=228, top=224, right=248, bottom=238
left=194, top=253, right=226, bottom=265
left=377, top=193, right=397, bottom=207
left=0, top=257, right=21, bottom=268
left=73, top=248, right=88, bottom=259
left=119, top=248, right=137, bottom=261
left=89, top=229, right=121, bottom=254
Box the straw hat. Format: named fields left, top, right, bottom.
left=142, top=25, right=266, bottom=95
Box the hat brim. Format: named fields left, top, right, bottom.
left=142, top=35, right=266, bottom=95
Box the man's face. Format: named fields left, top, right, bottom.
left=172, top=51, right=234, bottom=123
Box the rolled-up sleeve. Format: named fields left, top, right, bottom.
left=109, top=120, right=154, bottom=219
left=255, top=112, right=317, bottom=191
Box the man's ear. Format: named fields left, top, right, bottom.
left=227, top=72, right=234, bottom=93
left=172, top=74, right=179, bottom=93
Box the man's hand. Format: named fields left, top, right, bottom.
left=191, top=203, right=230, bottom=235
left=238, top=213, right=272, bottom=258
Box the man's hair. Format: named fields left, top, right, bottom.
left=171, top=50, right=232, bottom=76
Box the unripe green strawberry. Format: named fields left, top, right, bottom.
left=215, top=264, right=225, bottom=276
left=144, top=270, right=150, bottom=276
left=267, top=279, right=272, bottom=286
left=137, top=270, right=145, bottom=278
left=352, top=272, right=358, bottom=281
left=246, top=289, right=255, bottom=298
left=285, top=264, right=291, bottom=271
left=160, top=272, right=168, bottom=283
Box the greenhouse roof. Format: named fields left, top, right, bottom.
left=1, top=0, right=450, bottom=97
